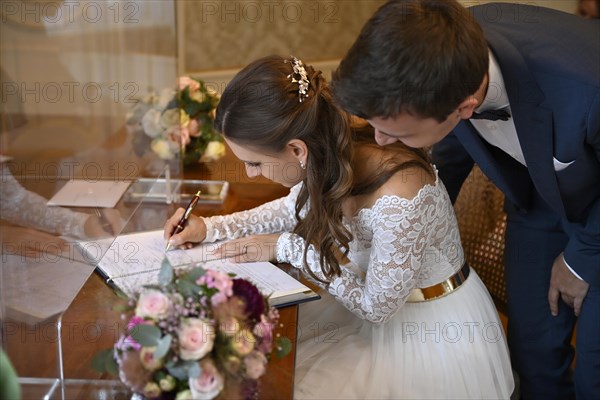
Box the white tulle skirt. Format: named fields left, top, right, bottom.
left=293, top=269, right=515, bottom=399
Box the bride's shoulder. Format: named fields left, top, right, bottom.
left=374, top=165, right=437, bottom=202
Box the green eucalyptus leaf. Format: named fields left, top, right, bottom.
left=176, top=279, right=200, bottom=299
left=167, top=360, right=198, bottom=381
left=105, top=353, right=120, bottom=376
left=154, top=334, right=172, bottom=359
left=129, top=324, right=161, bottom=347
left=166, top=364, right=188, bottom=381
left=275, top=337, right=292, bottom=359
left=91, top=349, right=114, bottom=373
left=158, top=257, right=174, bottom=286
left=183, top=266, right=206, bottom=283
left=112, top=303, right=131, bottom=313
left=188, top=362, right=201, bottom=378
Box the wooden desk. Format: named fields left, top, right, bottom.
left=1, top=158, right=297, bottom=399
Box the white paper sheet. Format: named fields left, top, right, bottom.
left=47, top=180, right=131, bottom=208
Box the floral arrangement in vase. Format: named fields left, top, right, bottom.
left=127, top=77, right=226, bottom=166
left=93, top=260, right=291, bottom=400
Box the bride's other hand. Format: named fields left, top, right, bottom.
left=211, top=234, right=280, bottom=262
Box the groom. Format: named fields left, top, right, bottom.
left=332, top=1, right=600, bottom=399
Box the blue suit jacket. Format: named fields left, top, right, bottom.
left=433, top=4, right=600, bottom=285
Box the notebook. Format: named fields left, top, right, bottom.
left=78, top=230, right=319, bottom=308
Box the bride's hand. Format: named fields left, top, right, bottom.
left=211, top=234, right=280, bottom=263
left=164, top=209, right=206, bottom=249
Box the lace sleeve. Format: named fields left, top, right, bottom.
left=278, top=190, right=444, bottom=324
left=203, top=184, right=302, bottom=243
left=276, top=232, right=330, bottom=287
left=1, top=165, right=89, bottom=239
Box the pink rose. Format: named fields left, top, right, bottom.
left=188, top=119, right=201, bottom=137
left=135, top=289, right=171, bottom=320
left=179, top=76, right=200, bottom=93
left=178, top=318, right=215, bottom=360
left=243, top=350, right=268, bottom=380
left=253, top=315, right=275, bottom=353
left=188, top=358, right=224, bottom=400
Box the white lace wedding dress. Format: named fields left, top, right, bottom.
left=203, top=169, right=514, bottom=399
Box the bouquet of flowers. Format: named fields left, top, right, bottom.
left=127, top=77, right=226, bottom=166
left=93, top=260, right=291, bottom=400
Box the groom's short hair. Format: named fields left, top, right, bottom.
left=332, top=0, right=488, bottom=122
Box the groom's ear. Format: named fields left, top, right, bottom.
left=456, top=96, right=479, bottom=120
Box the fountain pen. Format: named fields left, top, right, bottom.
left=165, top=190, right=201, bottom=252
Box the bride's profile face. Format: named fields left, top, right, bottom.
left=225, top=138, right=306, bottom=187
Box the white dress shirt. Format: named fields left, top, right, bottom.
left=469, top=52, right=583, bottom=280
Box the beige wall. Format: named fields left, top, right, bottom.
left=178, top=0, right=386, bottom=74
left=180, top=0, right=578, bottom=77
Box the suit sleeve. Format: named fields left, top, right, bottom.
left=431, top=131, right=475, bottom=203
left=563, top=91, right=600, bottom=286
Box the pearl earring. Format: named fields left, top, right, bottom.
left=300, top=160, right=306, bottom=170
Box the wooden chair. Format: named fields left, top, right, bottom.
left=453, top=166, right=508, bottom=312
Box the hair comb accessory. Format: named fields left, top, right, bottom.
left=285, top=56, right=310, bottom=102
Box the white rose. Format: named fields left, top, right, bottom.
left=178, top=318, right=215, bottom=361
left=141, top=108, right=164, bottom=138
left=200, top=141, right=226, bottom=162
left=160, top=108, right=180, bottom=129
left=135, top=289, right=171, bottom=320
left=157, top=88, right=176, bottom=109
left=188, top=358, right=224, bottom=400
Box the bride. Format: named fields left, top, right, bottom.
left=164, top=55, right=514, bottom=399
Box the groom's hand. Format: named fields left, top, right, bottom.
left=548, top=253, right=589, bottom=317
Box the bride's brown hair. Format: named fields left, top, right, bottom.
left=214, top=55, right=354, bottom=281
left=215, top=55, right=433, bottom=282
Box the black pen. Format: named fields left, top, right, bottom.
left=165, top=190, right=202, bottom=252
left=95, top=208, right=115, bottom=236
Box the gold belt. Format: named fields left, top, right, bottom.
left=406, top=263, right=470, bottom=303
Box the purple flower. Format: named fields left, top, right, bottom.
left=232, top=279, right=265, bottom=322
left=128, top=316, right=145, bottom=330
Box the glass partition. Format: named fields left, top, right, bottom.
left=1, top=1, right=178, bottom=397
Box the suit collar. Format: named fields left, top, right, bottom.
left=459, top=29, right=566, bottom=216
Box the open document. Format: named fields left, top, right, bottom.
left=78, top=230, right=319, bottom=307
